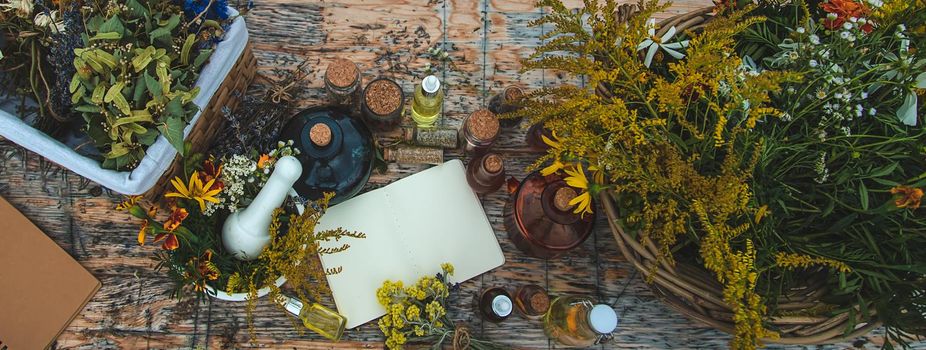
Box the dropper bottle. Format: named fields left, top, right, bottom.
left=278, top=296, right=347, bottom=341
left=410, top=75, right=444, bottom=127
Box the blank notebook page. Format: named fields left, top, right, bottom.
left=316, top=160, right=505, bottom=329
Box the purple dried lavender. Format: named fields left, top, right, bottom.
left=48, top=2, right=84, bottom=124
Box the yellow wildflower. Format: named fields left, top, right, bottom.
left=413, top=325, right=425, bottom=336
left=564, top=163, right=594, bottom=216
left=165, top=172, right=222, bottom=213
left=425, top=300, right=445, bottom=321
left=776, top=252, right=851, bottom=273
left=440, top=262, right=455, bottom=276
left=405, top=304, right=421, bottom=321
left=378, top=317, right=391, bottom=335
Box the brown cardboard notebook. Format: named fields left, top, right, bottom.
left=0, top=196, right=100, bottom=350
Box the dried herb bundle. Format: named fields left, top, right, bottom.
left=212, top=58, right=314, bottom=158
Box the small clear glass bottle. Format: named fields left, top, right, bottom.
left=402, top=126, right=459, bottom=149
left=514, top=284, right=550, bottom=320
left=279, top=296, right=347, bottom=341
left=488, top=86, right=526, bottom=128
left=383, top=145, right=444, bottom=165
left=544, top=296, right=617, bottom=348
left=324, top=58, right=361, bottom=107
left=460, top=109, right=500, bottom=154
left=478, top=287, right=513, bottom=323
left=466, top=153, right=505, bottom=195
left=410, top=75, right=444, bottom=127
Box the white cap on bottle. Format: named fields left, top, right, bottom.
left=492, top=295, right=513, bottom=317
left=588, top=304, right=618, bottom=334
left=422, top=75, right=441, bottom=94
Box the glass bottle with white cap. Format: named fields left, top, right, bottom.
left=410, top=75, right=444, bottom=127
left=543, top=296, right=618, bottom=347
left=478, top=287, right=513, bottom=323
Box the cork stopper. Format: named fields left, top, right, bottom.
left=364, top=79, right=403, bottom=115
left=402, top=128, right=415, bottom=142
left=483, top=154, right=503, bottom=173
left=505, top=86, right=525, bottom=102
left=467, top=109, right=500, bottom=141
left=309, top=123, right=332, bottom=147
left=529, top=291, right=550, bottom=312
left=553, top=187, right=578, bottom=211
left=326, top=58, right=359, bottom=88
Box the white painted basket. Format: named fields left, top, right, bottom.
left=0, top=11, right=249, bottom=195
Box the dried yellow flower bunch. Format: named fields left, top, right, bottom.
left=513, top=0, right=799, bottom=348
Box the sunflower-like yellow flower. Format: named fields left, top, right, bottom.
left=564, top=163, right=594, bottom=216
left=165, top=172, right=221, bottom=213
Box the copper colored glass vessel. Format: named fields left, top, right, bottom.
left=504, top=172, right=596, bottom=259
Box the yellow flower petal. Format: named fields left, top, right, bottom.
left=541, top=133, right=561, bottom=149
left=541, top=160, right=564, bottom=176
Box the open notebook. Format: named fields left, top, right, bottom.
left=316, top=160, right=505, bottom=328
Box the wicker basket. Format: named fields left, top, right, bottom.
left=596, top=8, right=882, bottom=345
left=143, top=42, right=257, bottom=200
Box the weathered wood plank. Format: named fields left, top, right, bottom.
left=5, top=0, right=926, bottom=348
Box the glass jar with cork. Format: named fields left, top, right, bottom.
left=460, top=109, right=500, bottom=154
left=514, top=284, right=550, bottom=320
left=383, top=145, right=444, bottom=166
left=504, top=171, right=596, bottom=259
left=466, top=152, right=505, bottom=195
left=324, top=58, right=361, bottom=107
left=402, top=126, right=459, bottom=149
left=361, top=78, right=405, bottom=131
left=279, top=107, right=374, bottom=206
left=488, top=86, right=526, bottom=128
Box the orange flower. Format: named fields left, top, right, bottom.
left=821, top=0, right=873, bottom=32
left=200, top=159, right=224, bottom=191
left=136, top=206, right=158, bottom=246
left=891, top=186, right=923, bottom=209
left=154, top=232, right=180, bottom=250
left=257, top=154, right=272, bottom=169
left=137, top=220, right=150, bottom=245
left=163, top=207, right=189, bottom=232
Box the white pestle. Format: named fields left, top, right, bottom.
left=222, top=155, right=303, bottom=261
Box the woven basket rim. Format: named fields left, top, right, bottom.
left=600, top=189, right=883, bottom=344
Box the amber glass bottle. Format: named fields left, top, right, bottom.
left=478, top=287, right=513, bottom=323
left=488, top=86, right=525, bottom=128
left=504, top=172, right=596, bottom=259
left=466, top=153, right=505, bottom=195
left=280, top=107, right=374, bottom=206
left=514, top=284, right=550, bottom=320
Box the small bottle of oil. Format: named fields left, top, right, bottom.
left=410, top=75, right=444, bottom=127
left=279, top=296, right=347, bottom=341
left=543, top=296, right=617, bottom=347
left=478, top=287, right=513, bottom=323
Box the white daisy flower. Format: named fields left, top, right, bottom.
left=809, top=34, right=821, bottom=45
left=636, top=19, right=689, bottom=68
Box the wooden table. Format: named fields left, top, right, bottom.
left=0, top=0, right=913, bottom=349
